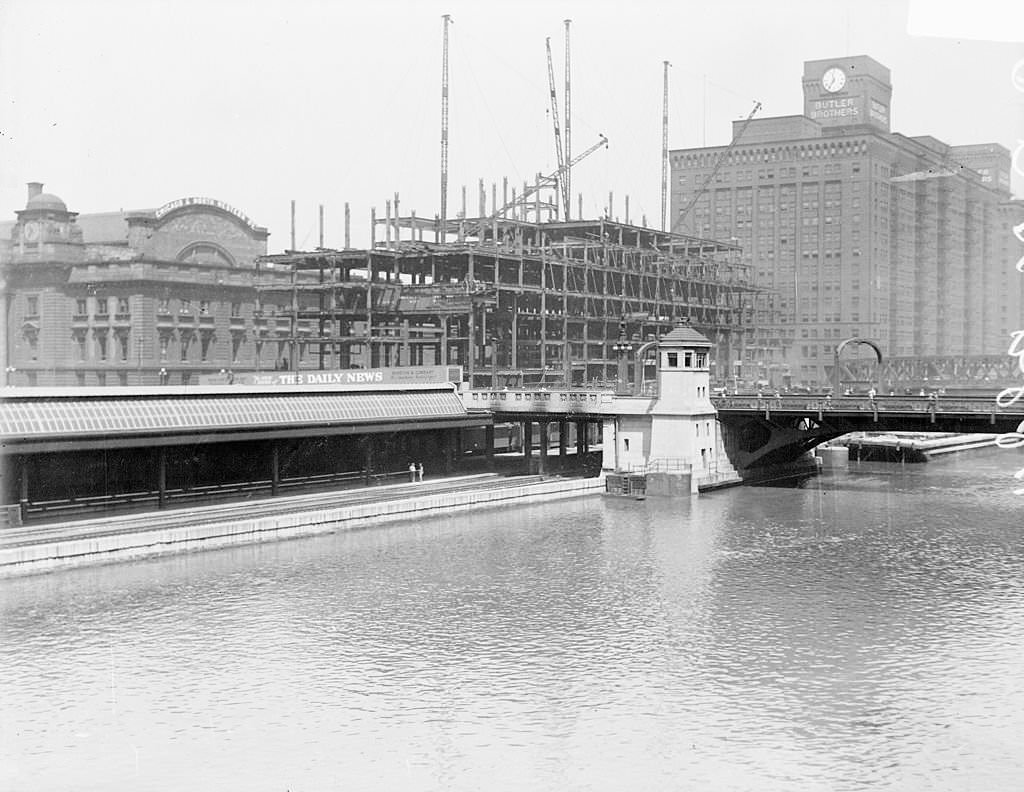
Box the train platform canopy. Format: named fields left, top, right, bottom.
left=0, top=381, right=491, bottom=454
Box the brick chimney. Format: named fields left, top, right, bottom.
left=27, top=182, right=43, bottom=200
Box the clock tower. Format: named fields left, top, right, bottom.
left=802, top=55, right=892, bottom=132
left=13, top=182, right=84, bottom=259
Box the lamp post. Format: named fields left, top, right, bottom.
left=611, top=316, right=633, bottom=395
left=4, top=366, right=15, bottom=386
left=158, top=367, right=168, bottom=386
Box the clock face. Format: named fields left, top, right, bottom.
left=822, top=67, right=847, bottom=93
left=23, top=221, right=40, bottom=242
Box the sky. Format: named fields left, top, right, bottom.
left=1, top=0, right=1022, bottom=253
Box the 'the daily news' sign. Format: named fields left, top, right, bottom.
left=199, top=366, right=463, bottom=388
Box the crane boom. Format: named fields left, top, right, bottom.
left=568, top=134, right=609, bottom=168
left=487, top=134, right=608, bottom=223
left=661, top=60, right=670, bottom=231
left=564, top=19, right=572, bottom=220
left=440, top=14, right=452, bottom=231
left=545, top=37, right=569, bottom=219
left=673, top=100, right=761, bottom=233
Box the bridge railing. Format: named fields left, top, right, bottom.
left=463, top=389, right=614, bottom=413
left=711, top=394, right=1018, bottom=417
left=619, top=458, right=693, bottom=474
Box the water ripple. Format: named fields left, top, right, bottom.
left=2, top=451, right=1024, bottom=790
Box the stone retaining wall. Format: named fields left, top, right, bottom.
left=0, top=476, right=606, bottom=577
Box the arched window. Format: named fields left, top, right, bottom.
left=176, top=242, right=236, bottom=267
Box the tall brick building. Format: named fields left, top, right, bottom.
left=670, top=55, right=1024, bottom=388
left=0, top=184, right=269, bottom=386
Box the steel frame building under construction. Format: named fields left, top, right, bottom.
left=256, top=215, right=753, bottom=389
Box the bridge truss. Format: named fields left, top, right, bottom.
left=840, top=354, right=1022, bottom=390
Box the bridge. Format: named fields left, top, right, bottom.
left=463, top=388, right=1024, bottom=476
left=712, top=393, right=1024, bottom=470
left=837, top=353, right=1021, bottom=392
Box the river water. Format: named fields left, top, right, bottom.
left=2, top=448, right=1023, bottom=791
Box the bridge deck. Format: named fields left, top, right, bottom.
left=712, top=394, right=1022, bottom=424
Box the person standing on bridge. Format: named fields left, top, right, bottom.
left=868, top=387, right=877, bottom=401
left=416, top=462, right=424, bottom=482
left=408, top=462, right=417, bottom=483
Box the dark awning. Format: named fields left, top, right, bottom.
left=1, top=389, right=490, bottom=453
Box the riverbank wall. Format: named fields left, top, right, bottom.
left=0, top=475, right=606, bottom=578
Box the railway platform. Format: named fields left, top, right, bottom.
left=0, top=471, right=605, bottom=577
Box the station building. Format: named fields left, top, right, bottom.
left=0, top=184, right=270, bottom=387
left=670, top=55, right=1024, bottom=388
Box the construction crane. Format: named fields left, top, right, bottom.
left=564, top=19, right=572, bottom=220
left=486, top=134, right=609, bottom=225
left=440, top=14, right=453, bottom=231
left=673, top=100, right=762, bottom=234
left=545, top=37, right=569, bottom=220
left=661, top=60, right=671, bottom=231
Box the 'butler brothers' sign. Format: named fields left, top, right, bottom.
left=810, top=97, right=859, bottom=120
left=200, top=366, right=463, bottom=388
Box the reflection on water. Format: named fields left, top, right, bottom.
left=2, top=449, right=1023, bottom=791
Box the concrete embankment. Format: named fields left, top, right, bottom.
left=0, top=475, right=605, bottom=578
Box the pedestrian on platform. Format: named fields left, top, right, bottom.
left=408, top=462, right=417, bottom=483
left=417, top=462, right=424, bottom=482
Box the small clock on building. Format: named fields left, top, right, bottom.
left=23, top=221, right=40, bottom=242
left=821, top=67, right=846, bottom=93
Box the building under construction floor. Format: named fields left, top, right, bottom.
left=255, top=217, right=754, bottom=389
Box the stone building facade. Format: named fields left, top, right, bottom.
left=0, top=185, right=270, bottom=386
left=670, top=55, right=1024, bottom=389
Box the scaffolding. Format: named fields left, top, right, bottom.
left=256, top=214, right=755, bottom=389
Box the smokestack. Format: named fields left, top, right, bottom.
left=27, top=182, right=43, bottom=200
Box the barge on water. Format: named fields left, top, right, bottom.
left=834, top=432, right=998, bottom=463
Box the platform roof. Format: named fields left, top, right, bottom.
left=1, top=389, right=489, bottom=453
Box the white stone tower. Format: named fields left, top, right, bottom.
left=647, top=320, right=718, bottom=477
